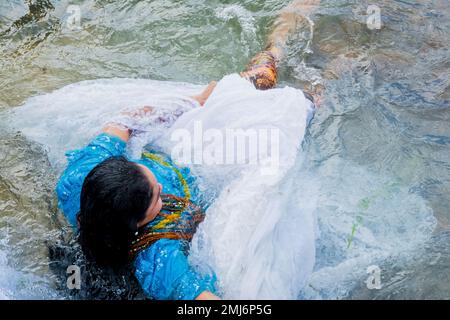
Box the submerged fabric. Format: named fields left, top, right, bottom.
left=159, top=74, right=317, bottom=299
left=56, top=133, right=217, bottom=300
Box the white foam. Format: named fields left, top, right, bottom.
left=8, top=78, right=205, bottom=172
left=300, top=157, right=436, bottom=299
left=0, top=238, right=59, bottom=300
left=0, top=247, right=12, bottom=300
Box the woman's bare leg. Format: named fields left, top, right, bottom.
left=241, top=0, right=321, bottom=92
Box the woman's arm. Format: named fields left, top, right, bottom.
left=56, top=133, right=127, bottom=227
left=102, top=81, right=217, bottom=142
left=102, top=126, right=132, bottom=143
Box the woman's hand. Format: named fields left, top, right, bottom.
left=195, top=290, right=221, bottom=300
left=102, top=106, right=154, bottom=142
left=102, top=125, right=132, bottom=143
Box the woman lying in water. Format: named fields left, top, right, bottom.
left=56, top=0, right=321, bottom=300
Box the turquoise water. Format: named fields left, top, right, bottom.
left=0, top=0, right=449, bottom=299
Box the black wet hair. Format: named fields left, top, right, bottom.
left=78, top=156, right=152, bottom=270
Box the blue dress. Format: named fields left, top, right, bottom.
left=56, top=133, right=217, bottom=300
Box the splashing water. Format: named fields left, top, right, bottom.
left=0, top=0, right=448, bottom=299
left=0, top=236, right=61, bottom=299
left=215, top=5, right=257, bottom=56
left=3, top=72, right=437, bottom=299
left=5, top=73, right=318, bottom=299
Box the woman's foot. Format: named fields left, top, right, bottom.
left=240, top=51, right=278, bottom=90
left=241, top=0, right=321, bottom=91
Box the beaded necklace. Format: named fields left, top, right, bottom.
left=128, top=151, right=205, bottom=260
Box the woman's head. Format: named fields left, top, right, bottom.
left=78, top=156, right=162, bottom=270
